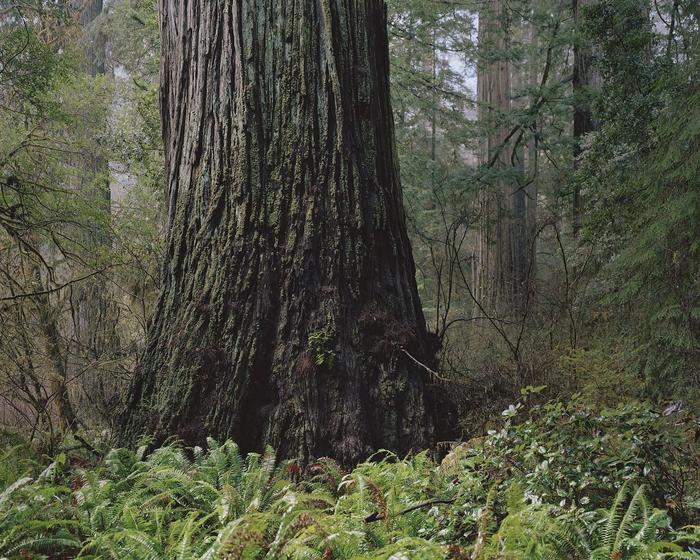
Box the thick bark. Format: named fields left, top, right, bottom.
left=119, top=1, right=434, bottom=464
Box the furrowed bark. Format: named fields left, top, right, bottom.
left=119, top=0, right=435, bottom=464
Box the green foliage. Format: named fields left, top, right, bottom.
left=481, top=482, right=694, bottom=560
left=307, top=327, right=336, bottom=368
left=0, top=15, right=112, bottom=251
left=460, top=396, right=699, bottom=518
left=554, top=346, right=642, bottom=407
left=579, top=0, right=700, bottom=406
left=1, top=400, right=698, bottom=559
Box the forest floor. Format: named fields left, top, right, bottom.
left=1, top=396, right=699, bottom=559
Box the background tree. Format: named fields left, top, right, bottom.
left=387, top=0, right=476, bottom=378
left=474, top=0, right=520, bottom=316
left=577, top=0, right=700, bottom=404
left=0, top=1, right=112, bottom=437
left=0, top=0, right=163, bottom=443
left=63, top=0, right=123, bottom=428
left=571, top=0, right=599, bottom=237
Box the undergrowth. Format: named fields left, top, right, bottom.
left=1, top=397, right=698, bottom=559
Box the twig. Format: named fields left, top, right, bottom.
left=365, top=497, right=456, bottom=523
left=0, top=266, right=115, bottom=302
left=400, top=348, right=450, bottom=383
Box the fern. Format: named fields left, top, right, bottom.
left=613, top=485, right=649, bottom=554
left=1, top=408, right=697, bottom=560
left=473, top=481, right=500, bottom=560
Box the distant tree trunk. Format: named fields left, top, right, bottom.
left=78, top=0, right=105, bottom=76
left=30, top=0, right=112, bottom=433
left=474, top=0, right=528, bottom=317
left=511, top=19, right=538, bottom=315
left=572, top=0, right=598, bottom=237
left=67, top=0, right=121, bottom=427
left=523, top=18, right=539, bottom=302
left=119, top=1, right=434, bottom=464
left=41, top=308, right=77, bottom=434
left=30, top=265, right=78, bottom=434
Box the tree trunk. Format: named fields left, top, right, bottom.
left=510, top=21, right=537, bottom=316
left=68, top=0, right=121, bottom=427
left=572, top=0, right=598, bottom=237
left=474, top=0, right=525, bottom=317
left=118, top=0, right=434, bottom=465
left=31, top=265, right=78, bottom=434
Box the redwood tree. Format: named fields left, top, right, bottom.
left=118, top=1, right=435, bottom=464
left=474, top=0, right=522, bottom=315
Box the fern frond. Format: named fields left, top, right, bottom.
left=473, top=480, right=499, bottom=560
left=613, top=485, right=648, bottom=553
left=604, top=482, right=632, bottom=552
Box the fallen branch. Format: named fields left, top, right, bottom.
left=365, top=497, right=456, bottom=523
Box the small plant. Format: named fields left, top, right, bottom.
left=308, top=325, right=337, bottom=368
